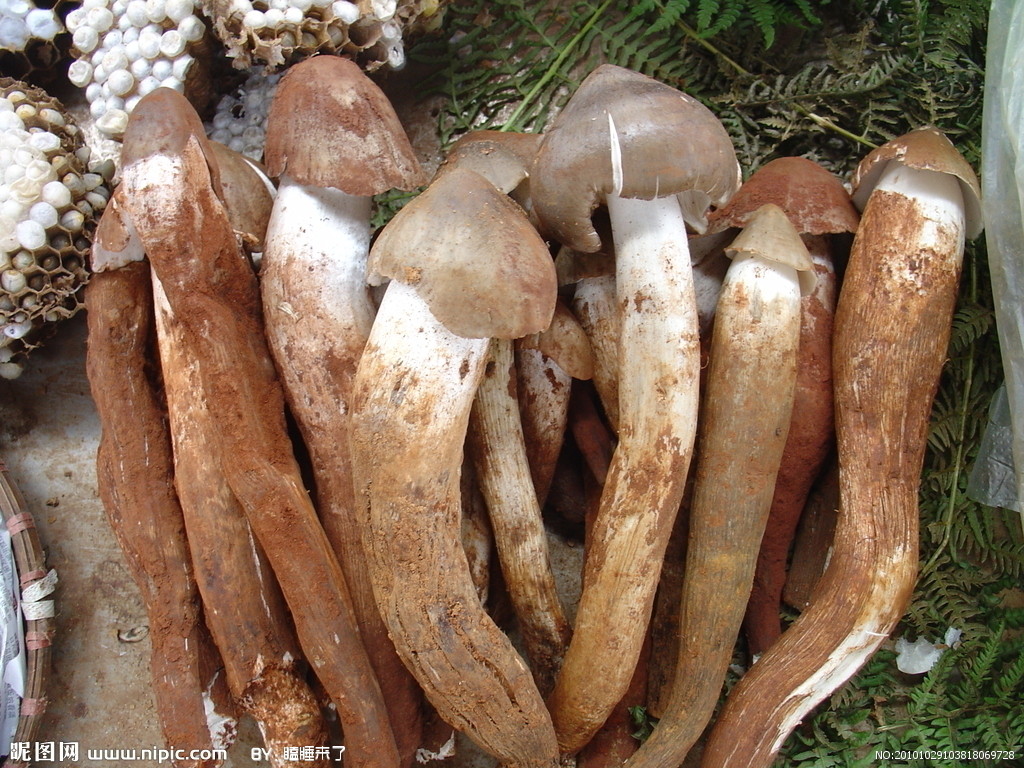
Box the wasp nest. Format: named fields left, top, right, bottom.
left=0, top=0, right=67, bottom=80
left=201, top=0, right=444, bottom=70
left=1, top=78, right=111, bottom=379
left=206, top=68, right=280, bottom=159
left=65, top=0, right=213, bottom=138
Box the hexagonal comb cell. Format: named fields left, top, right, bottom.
left=1, top=76, right=112, bottom=378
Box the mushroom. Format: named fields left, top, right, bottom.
left=529, top=63, right=741, bottom=754
left=349, top=165, right=561, bottom=768
left=700, top=127, right=982, bottom=768
left=435, top=129, right=577, bottom=695
left=623, top=203, right=810, bottom=768
left=115, top=87, right=402, bottom=768
left=85, top=196, right=236, bottom=765
left=703, top=156, right=860, bottom=655
left=260, top=54, right=426, bottom=765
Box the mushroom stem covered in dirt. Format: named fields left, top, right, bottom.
left=115, top=87, right=401, bottom=768
left=151, top=271, right=328, bottom=766
left=515, top=300, right=594, bottom=509
left=700, top=127, right=982, bottom=768
left=530, top=63, right=740, bottom=754
left=468, top=335, right=573, bottom=695
left=349, top=166, right=560, bottom=768
left=85, top=196, right=235, bottom=765
left=261, top=54, right=426, bottom=766
left=438, top=129, right=574, bottom=696
left=624, top=203, right=810, bottom=768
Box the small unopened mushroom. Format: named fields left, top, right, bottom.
left=701, top=127, right=982, bottom=768
left=623, top=203, right=809, bottom=768
left=530, top=63, right=741, bottom=754
left=349, top=166, right=560, bottom=768
left=261, top=54, right=426, bottom=765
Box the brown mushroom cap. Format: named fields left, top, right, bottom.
left=264, top=55, right=426, bottom=195
left=530, top=64, right=740, bottom=253
left=708, top=156, right=859, bottom=236
left=725, top=203, right=816, bottom=295
left=367, top=167, right=557, bottom=340
left=851, top=127, right=982, bottom=238
left=121, top=88, right=221, bottom=192
left=435, top=130, right=543, bottom=196
left=207, top=140, right=275, bottom=249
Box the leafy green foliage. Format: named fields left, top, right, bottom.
left=628, top=705, right=658, bottom=742
left=630, top=0, right=831, bottom=47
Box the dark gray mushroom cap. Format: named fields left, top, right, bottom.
left=264, top=55, right=425, bottom=195
left=530, top=64, right=740, bottom=253
left=368, top=167, right=557, bottom=340
left=851, top=127, right=982, bottom=239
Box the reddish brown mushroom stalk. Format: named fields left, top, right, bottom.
left=700, top=128, right=982, bottom=768
left=85, top=198, right=235, bottom=765
left=260, top=55, right=426, bottom=766
left=704, top=156, right=860, bottom=656
left=150, top=272, right=328, bottom=765
left=116, top=88, right=401, bottom=768
left=350, top=166, right=560, bottom=768
left=570, top=272, right=620, bottom=431
left=623, top=203, right=810, bottom=768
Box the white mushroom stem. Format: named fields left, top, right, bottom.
left=549, top=190, right=700, bottom=754
left=261, top=175, right=422, bottom=765
left=624, top=249, right=802, bottom=768
left=700, top=161, right=966, bottom=768
left=350, top=280, right=560, bottom=768
left=469, top=338, right=572, bottom=695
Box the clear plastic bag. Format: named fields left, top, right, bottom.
left=971, top=0, right=1024, bottom=524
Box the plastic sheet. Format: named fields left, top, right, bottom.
left=972, top=0, right=1024, bottom=525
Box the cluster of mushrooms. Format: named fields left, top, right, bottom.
left=85, top=54, right=981, bottom=768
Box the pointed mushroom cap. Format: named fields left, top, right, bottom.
left=368, top=167, right=557, bottom=340
left=90, top=193, right=145, bottom=272
left=435, top=130, right=543, bottom=196
left=708, top=156, right=859, bottom=236
left=121, top=88, right=222, bottom=195
left=851, top=127, right=982, bottom=238
left=725, top=203, right=816, bottom=295
left=530, top=64, right=740, bottom=253
left=516, top=300, right=594, bottom=380
left=264, top=55, right=426, bottom=195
